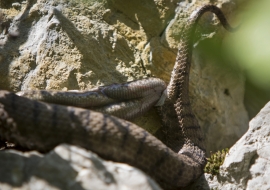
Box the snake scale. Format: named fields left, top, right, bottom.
left=0, top=5, right=236, bottom=189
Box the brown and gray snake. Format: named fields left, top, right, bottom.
left=0, top=5, right=236, bottom=189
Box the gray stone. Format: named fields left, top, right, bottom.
left=219, top=101, right=270, bottom=190
left=0, top=144, right=161, bottom=190
left=188, top=101, right=270, bottom=190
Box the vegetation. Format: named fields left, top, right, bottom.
left=204, top=148, right=229, bottom=176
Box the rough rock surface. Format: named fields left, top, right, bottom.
left=188, top=101, right=270, bottom=190
left=0, top=144, right=161, bottom=190
left=0, top=0, right=248, bottom=153
left=0, top=0, right=249, bottom=189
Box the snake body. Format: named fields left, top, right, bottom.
left=16, top=78, right=166, bottom=120
left=0, top=5, right=236, bottom=189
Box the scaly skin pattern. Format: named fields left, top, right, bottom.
left=0, top=5, right=236, bottom=189
left=158, top=5, right=236, bottom=187
left=17, top=78, right=167, bottom=120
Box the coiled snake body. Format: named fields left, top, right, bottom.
left=0, top=5, right=236, bottom=189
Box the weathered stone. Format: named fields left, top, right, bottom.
left=0, top=0, right=248, bottom=153
left=219, top=101, right=270, bottom=190
left=0, top=144, right=161, bottom=190
left=188, top=101, right=270, bottom=190
left=0, top=0, right=250, bottom=189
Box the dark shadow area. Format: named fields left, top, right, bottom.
left=244, top=79, right=270, bottom=119
left=183, top=174, right=211, bottom=190
left=0, top=0, right=24, bottom=9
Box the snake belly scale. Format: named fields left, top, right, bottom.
left=0, top=5, right=236, bottom=189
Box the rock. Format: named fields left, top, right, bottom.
left=12, top=3, right=22, bottom=10
left=0, top=144, right=161, bottom=190
left=187, top=101, right=270, bottom=190
left=0, top=0, right=248, bottom=154
left=0, top=0, right=250, bottom=189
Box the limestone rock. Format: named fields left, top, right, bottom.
left=219, top=101, right=270, bottom=190
left=187, top=101, right=270, bottom=190
left=0, top=0, right=248, bottom=154
left=0, top=0, right=252, bottom=189
left=0, top=144, right=161, bottom=190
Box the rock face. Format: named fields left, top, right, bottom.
left=0, top=0, right=248, bottom=154
left=0, top=0, right=249, bottom=189
left=218, top=101, right=270, bottom=190
left=0, top=144, right=161, bottom=190
left=188, top=101, right=270, bottom=190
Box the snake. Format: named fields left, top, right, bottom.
left=0, top=5, right=236, bottom=189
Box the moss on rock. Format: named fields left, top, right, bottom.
left=204, top=148, right=229, bottom=175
